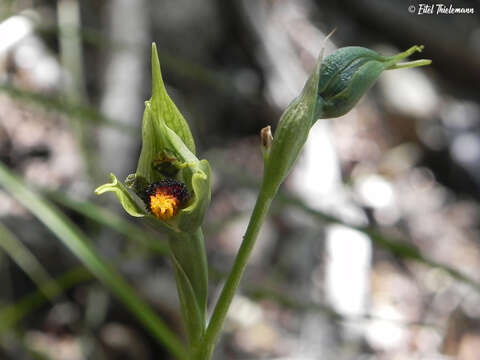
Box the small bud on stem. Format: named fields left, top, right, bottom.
left=260, top=126, right=273, bottom=161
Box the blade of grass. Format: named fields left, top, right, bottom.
left=46, top=190, right=168, bottom=255
left=57, top=0, right=97, bottom=184
left=0, top=223, right=61, bottom=300
left=0, top=85, right=135, bottom=133
left=0, top=267, right=92, bottom=333
left=278, top=193, right=480, bottom=292
left=0, top=162, right=188, bottom=360
left=38, top=25, right=231, bottom=94
left=249, top=287, right=440, bottom=329
left=209, top=158, right=480, bottom=293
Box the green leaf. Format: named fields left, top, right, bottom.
left=94, top=173, right=146, bottom=217
left=0, top=163, right=188, bottom=360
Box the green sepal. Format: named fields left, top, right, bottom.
left=94, top=174, right=146, bottom=217
left=150, top=43, right=196, bottom=154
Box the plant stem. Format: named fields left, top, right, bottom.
left=169, top=228, right=208, bottom=351
left=196, top=181, right=276, bottom=359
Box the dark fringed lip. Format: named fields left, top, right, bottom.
left=144, top=179, right=190, bottom=219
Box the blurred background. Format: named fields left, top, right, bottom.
left=1, top=0, right=480, bottom=359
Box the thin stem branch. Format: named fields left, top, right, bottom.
left=197, top=181, right=275, bottom=359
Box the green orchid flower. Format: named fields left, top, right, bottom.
left=95, top=44, right=211, bottom=234
left=95, top=44, right=210, bottom=351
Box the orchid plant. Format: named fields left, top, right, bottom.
left=95, top=42, right=431, bottom=359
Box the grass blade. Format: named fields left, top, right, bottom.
left=0, top=267, right=92, bottom=333
left=279, top=193, right=480, bottom=292
left=46, top=190, right=168, bottom=255
left=0, top=162, right=188, bottom=360
left=0, top=85, right=134, bottom=133
left=0, top=223, right=61, bottom=300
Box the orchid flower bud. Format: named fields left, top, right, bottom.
left=95, top=44, right=211, bottom=234
left=315, top=45, right=431, bottom=119
left=262, top=45, right=430, bottom=195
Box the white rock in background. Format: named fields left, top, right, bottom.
left=365, top=304, right=408, bottom=351
left=326, top=225, right=372, bottom=320
left=354, top=174, right=396, bottom=209
left=0, top=14, right=61, bottom=91
left=0, top=15, right=33, bottom=54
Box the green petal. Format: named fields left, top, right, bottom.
left=160, top=124, right=211, bottom=232
left=94, top=174, right=146, bottom=217
left=176, top=160, right=211, bottom=232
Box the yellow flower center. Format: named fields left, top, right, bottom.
left=149, top=192, right=179, bottom=220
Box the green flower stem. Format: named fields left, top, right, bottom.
left=197, top=181, right=276, bottom=359
left=169, top=228, right=208, bottom=350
